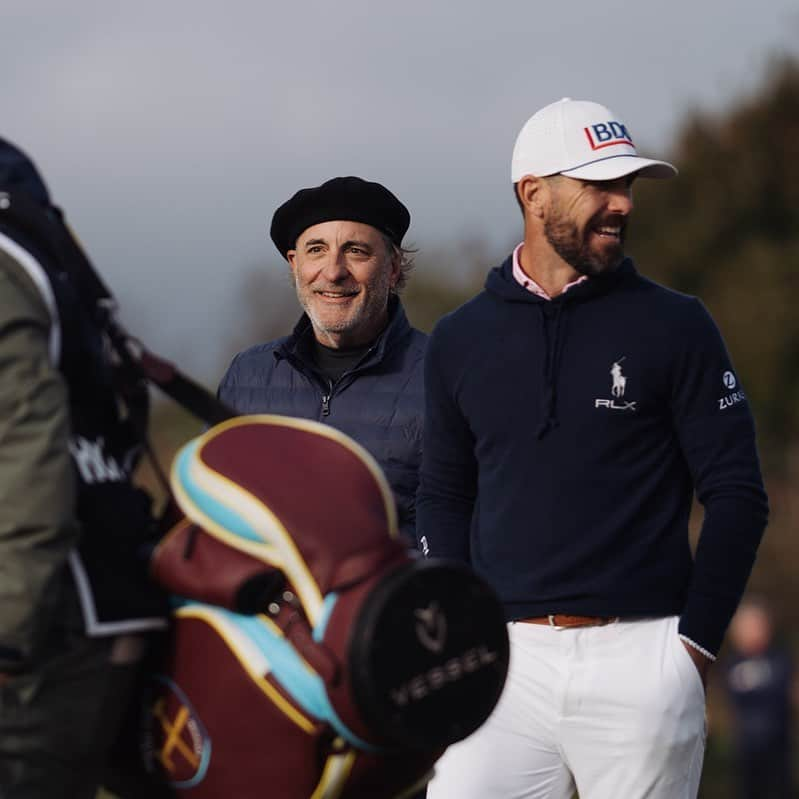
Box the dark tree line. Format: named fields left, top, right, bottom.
left=627, top=57, right=799, bottom=465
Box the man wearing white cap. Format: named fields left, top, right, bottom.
left=417, top=98, right=768, bottom=797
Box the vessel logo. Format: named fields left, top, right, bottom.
left=415, top=602, right=447, bottom=653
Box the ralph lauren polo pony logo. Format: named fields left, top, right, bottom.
left=610, top=358, right=627, bottom=397
left=595, top=357, right=637, bottom=412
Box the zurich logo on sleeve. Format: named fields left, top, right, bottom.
left=583, top=121, right=634, bottom=151
left=719, top=370, right=746, bottom=410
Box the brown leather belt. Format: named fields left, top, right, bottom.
left=519, top=614, right=619, bottom=629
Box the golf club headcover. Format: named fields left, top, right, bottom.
left=146, top=415, right=509, bottom=798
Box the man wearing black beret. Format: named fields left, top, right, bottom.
left=218, top=176, right=426, bottom=543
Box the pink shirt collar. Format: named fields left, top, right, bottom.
left=512, top=243, right=588, bottom=300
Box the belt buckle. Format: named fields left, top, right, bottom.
left=547, top=614, right=567, bottom=630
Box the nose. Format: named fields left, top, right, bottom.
left=607, top=181, right=634, bottom=216
left=320, top=247, right=350, bottom=282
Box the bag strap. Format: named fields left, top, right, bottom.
left=0, top=189, right=236, bottom=426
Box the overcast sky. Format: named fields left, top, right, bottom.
left=2, top=1, right=797, bottom=380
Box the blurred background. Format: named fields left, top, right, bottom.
left=5, top=2, right=797, bottom=795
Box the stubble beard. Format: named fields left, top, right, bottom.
left=543, top=213, right=626, bottom=277
left=294, top=268, right=393, bottom=344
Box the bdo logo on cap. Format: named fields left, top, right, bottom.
left=583, top=121, right=634, bottom=151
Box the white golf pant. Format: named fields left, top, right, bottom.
left=428, top=616, right=706, bottom=799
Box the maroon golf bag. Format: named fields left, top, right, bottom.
left=144, top=415, right=509, bottom=798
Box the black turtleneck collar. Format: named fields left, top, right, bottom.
left=279, top=295, right=411, bottom=378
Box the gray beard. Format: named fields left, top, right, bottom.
left=293, top=269, right=393, bottom=345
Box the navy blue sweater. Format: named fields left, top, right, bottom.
left=417, top=256, right=768, bottom=655
left=218, top=299, right=426, bottom=542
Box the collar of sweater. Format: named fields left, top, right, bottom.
left=486, top=254, right=636, bottom=305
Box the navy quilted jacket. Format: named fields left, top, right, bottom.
left=218, top=299, right=426, bottom=542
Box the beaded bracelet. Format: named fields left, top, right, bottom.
left=678, top=634, right=717, bottom=662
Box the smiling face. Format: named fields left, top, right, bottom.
left=542, top=175, right=635, bottom=276
left=287, top=220, right=400, bottom=348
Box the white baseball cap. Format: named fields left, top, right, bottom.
left=511, top=98, right=677, bottom=182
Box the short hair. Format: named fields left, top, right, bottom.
left=381, top=233, right=416, bottom=294
left=513, top=175, right=565, bottom=218
left=513, top=182, right=524, bottom=216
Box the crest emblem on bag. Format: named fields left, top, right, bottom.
left=145, top=676, right=211, bottom=788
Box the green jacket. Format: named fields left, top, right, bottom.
left=0, top=245, right=78, bottom=673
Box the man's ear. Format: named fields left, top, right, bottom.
left=388, top=249, right=402, bottom=288
left=517, top=175, right=547, bottom=220
left=287, top=250, right=297, bottom=271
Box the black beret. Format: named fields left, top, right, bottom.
left=270, top=176, right=410, bottom=259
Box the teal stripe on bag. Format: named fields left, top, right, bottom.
left=175, top=442, right=263, bottom=544
left=216, top=606, right=379, bottom=753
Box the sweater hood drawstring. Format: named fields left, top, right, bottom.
left=484, top=253, right=634, bottom=439
left=536, top=302, right=568, bottom=439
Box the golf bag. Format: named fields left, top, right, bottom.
left=144, top=415, right=509, bottom=798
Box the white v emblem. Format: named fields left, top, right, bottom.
left=414, top=602, right=447, bottom=653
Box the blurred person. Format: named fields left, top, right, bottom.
left=724, top=597, right=794, bottom=799
left=219, top=176, right=426, bottom=543
left=418, top=98, right=769, bottom=798
left=0, top=138, right=166, bottom=797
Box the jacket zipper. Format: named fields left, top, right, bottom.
left=321, top=379, right=333, bottom=417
